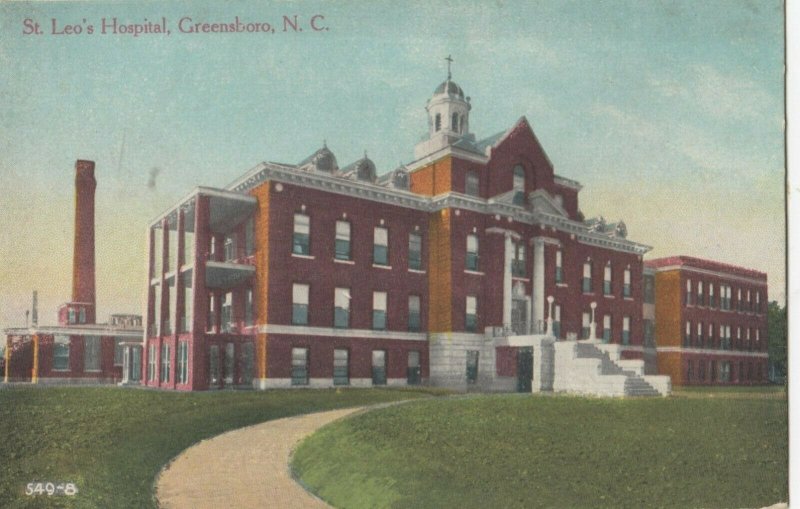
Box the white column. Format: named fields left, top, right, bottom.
left=503, top=234, right=513, bottom=328
left=532, top=238, right=545, bottom=334
left=589, top=302, right=598, bottom=341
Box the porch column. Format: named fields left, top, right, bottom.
left=503, top=233, right=514, bottom=328
left=31, top=334, right=39, bottom=384
left=531, top=238, right=546, bottom=334
left=191, top=195, right=211, bottom=389
left=3, top=337, right=9, bottom=382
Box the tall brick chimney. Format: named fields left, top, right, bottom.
left=72, top=160, right=96, bottom=323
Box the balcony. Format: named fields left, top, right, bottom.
left=205, top=247, right=255, bottom=289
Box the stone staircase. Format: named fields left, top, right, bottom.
left=552, top=340, right=671, bottom=397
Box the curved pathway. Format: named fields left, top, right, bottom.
left=155, top=407, right=362, bottom=509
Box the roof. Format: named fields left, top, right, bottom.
left=644, top=256, right=767, bottom=281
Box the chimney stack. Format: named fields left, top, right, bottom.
left=72, top=160, right=96, bottom=323
left=31, top=290, right=38, bottom=327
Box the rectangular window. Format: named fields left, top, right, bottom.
left=160, top=342, right=170, bottom=382
left=684, top=321, right=692, bottom=347
left=292, top=284, right=310, bottom=325
left=512, top=243, right=526, bottom=277
left=698, top=360, right=705, bottom=381
left=697, top=281, right=704, bottom=306
left=623, top=269, right=632, bottom=298
left=644, top=274, right=655, bottom=304
left=148, top=344, right=157, bottom=381
left=224, top=236, right=236, bottom=262
left=721, top=361, right=731, bottom=383
left=333, top=348, right=349, bottom=386
left=291, top=347, right=309, bottom=386
left=582, top=262, right=592, bottom=293
left=84, top=336, right=101, bottom=372
left=465, top=172, right=479, bottom=197
left=737, top=289, right=743, bottom=311
left=79, top=308, right=86, bottom=324
left=221, top=291, right=232, bottom=333
left=644, top=319, right=654, bottom=347
left=466, top=235, right=479, bottom=271
left=335, top=220, right=351, bottom=260
left=408, top=295, right=421, bottom=331
left=177, top=341, right=189, bottom=384
left=553, top=304, right=562, bottom=339
left=465, top=295, right=478, bottom=332
left=602, top=315, right=612, bottom=343
left=582, top=312, right=591, bottom=339
left=293, top=213, right=310, bottom=255
left=373, top=227, right=389, bottom=265
left=708, top=284, right=715, bottom=307
left=697, top=322, right=704, bottom=348
left=466, top=350, right=479, bottom=384
left=53, top=335, right=70, bottom=371
left=408, top=233, right=422, bottom=270
left=245, top=217, right=255, bottom=256
left=686, top=279, right=693, bottom=305
left=687, top=360, right=693, bottom=382
left=372, top=291, right=387, bottom=330
left=555, top=250, right=563, bottom=283
left=245, top=288, right=254, bottom=326
left=334, top=288, right=350, bottom=328
left=407, top=350, right=421, bottom=385
left=371, top=350, right=386, bottom=385
left=113, top=337, right=125, bottom=366
left=68, top=308, right=76, bottom=325
left=603, top=264, right=612, bottom=295
left=622, top=316, right=630, bottom=345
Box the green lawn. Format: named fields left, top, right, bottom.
left=292, top=392, right=788, bottom=509
left=0, top=386, right=443, bottom=509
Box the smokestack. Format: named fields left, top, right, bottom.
left=31, top=291, right=38, bottom=327
left=72, top=160, right=96, bottom=323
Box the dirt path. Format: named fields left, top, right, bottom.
left=155, top=407, right=362, bottom=509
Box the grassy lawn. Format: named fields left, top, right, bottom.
left=293, top=392, right=788, bottom=509
left=0, top=386, right=443, bottom=509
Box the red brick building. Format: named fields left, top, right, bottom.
left=646, top=256, right=769, bottom=385
left=4, top=161, right=143, bottom=385
left=142, top=74, right=654, bottom=391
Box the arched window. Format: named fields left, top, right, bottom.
left=513, top=165, right=525, bottom=191
left=460, top=115, right=466, bottom=133
left=452, top=112, right=459, bottom=132
left=434, top=113, right=441, bottom=132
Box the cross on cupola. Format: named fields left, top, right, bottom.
left=445, top=54, right=453, bottom=80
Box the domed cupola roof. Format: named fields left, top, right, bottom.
left=354, top=152, right=377, bottom=183
left=433, top=79, right=465, bottom=99
left=298, top=142, right=338, bottom=173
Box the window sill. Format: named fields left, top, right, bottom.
left=512, top=276, right=530, bottom=282
left=624, top=297, right=634, bottom=301
left=604, top=295, right=615, bottom=299
left=292, top=254, right=315, bottom=260
left=408, top=268, right=426, bottom=274
left=464, top=270, right=485, bottom=276
left=372, top=264, right=392, bottom=270
left=334, top=258, right=355, bottom=265
left=556, top=283, right=568, bottom=288
left=85, top=369, right=102, bottom=373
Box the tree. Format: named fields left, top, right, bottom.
left=767, top=301, right=787, bottom=381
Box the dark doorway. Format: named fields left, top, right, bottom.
left=517, top=347, right=533, bottom=392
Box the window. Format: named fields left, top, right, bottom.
left=708, top=323, right=715, bottom=349
left=623, top=268, right=632, bottom=297
left=697, top=281, right=704, bottom=306
left=53, top=335, right=70, bottom=371
left=335, top=220, right=351, bottom=260
left=434, top=113, right=441, bottom=132
left=84, top=336, right=101, bottom=372
left=408, top=233, right=422, bottom=270
left=603, top=263, right=612, bottom=295
left=373, top=226, right=389, bottom=265
left=736, top=327, right=742, bottom=349
left=622, top=316, right=630, bottom=345
left=333, top=349, right=349, bottom=386
left=465, top=296, right=478, bottom=332
left=582, top=261, right=592, bottom=293
left=292, top=284, right=309, bottom=325
left=708, top=284, right=715, bottom=307
left=221, top=292, right=233, bottom=333
left=685, top=279, right=692, bottom=305
left=756, top=291, right=762, bottom=313
left=555, top=250, right=563, bottom=283
left=684, top=321, right=691, bottom=347
left=334, top=288, right=350, bottom=328
left=747, top=290, right=752, bottom=311
left=177, top=341, right=189, bottom=384
left=148, top=344, right=157, bottom=381
left=512, top=243, right=526, bottom=277
left=79, top=308, right=86, bottom=324
left=292, top=213, right=310, bottom=255
left=466, top=235, right=479, bottom=271
left=372, top=291, right=387, bottom=330
left=603, top=315, right=612, bottom=343
left=466, top=350, right=479, bottom=384
left=451, top=112, right=459, bottom=131
left=245, top=288, right=254, bottom=326
left=160, top=342, right=170, bottom=382
left=372, top=350, right=386, bottom=385
left=720, top=361, right=731, bottom=383
left=710, top=360, right=717, bottom=382
left=644, top=319, right=654, bottom=347
left=291, top=347, right=309, bottom=386
left=582, top=312, right=591, bottom=339
left=552, top=304, right=562, bottom=339
left=687, top=360, right=694, bottom=382
left=408, top=295, right=421, bottom=331
left=737, top=288, right=743, bottom=311
left=68, top=308, right=76, bottom=325
left=407, top=351, right=421, bottom=385
left=465, top=171, right=479, bottom=197
left=512, top=165, right=525, bottom=205
left=698, top=360, right=706, bottom=381
left=696, top=322, right=703, bottom=348
left=224, top=236, right=236, bottom=262
left=245, top=217, right=255, bottom=256
left=114, top=337, right=125, bottom=366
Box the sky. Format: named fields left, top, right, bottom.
left=0, top=0, right=786, bottom=331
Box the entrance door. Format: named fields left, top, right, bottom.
left=209, top=344, right=221, bottom=389
left=517, top=347, right=533, bottom=392
left=371, top=350, right=386, bottom=385
left=407, top=351, right=421, bottom=385
left=224, top=342, right=235, bottom=385
left=511, top=299, right=528, bottom=335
